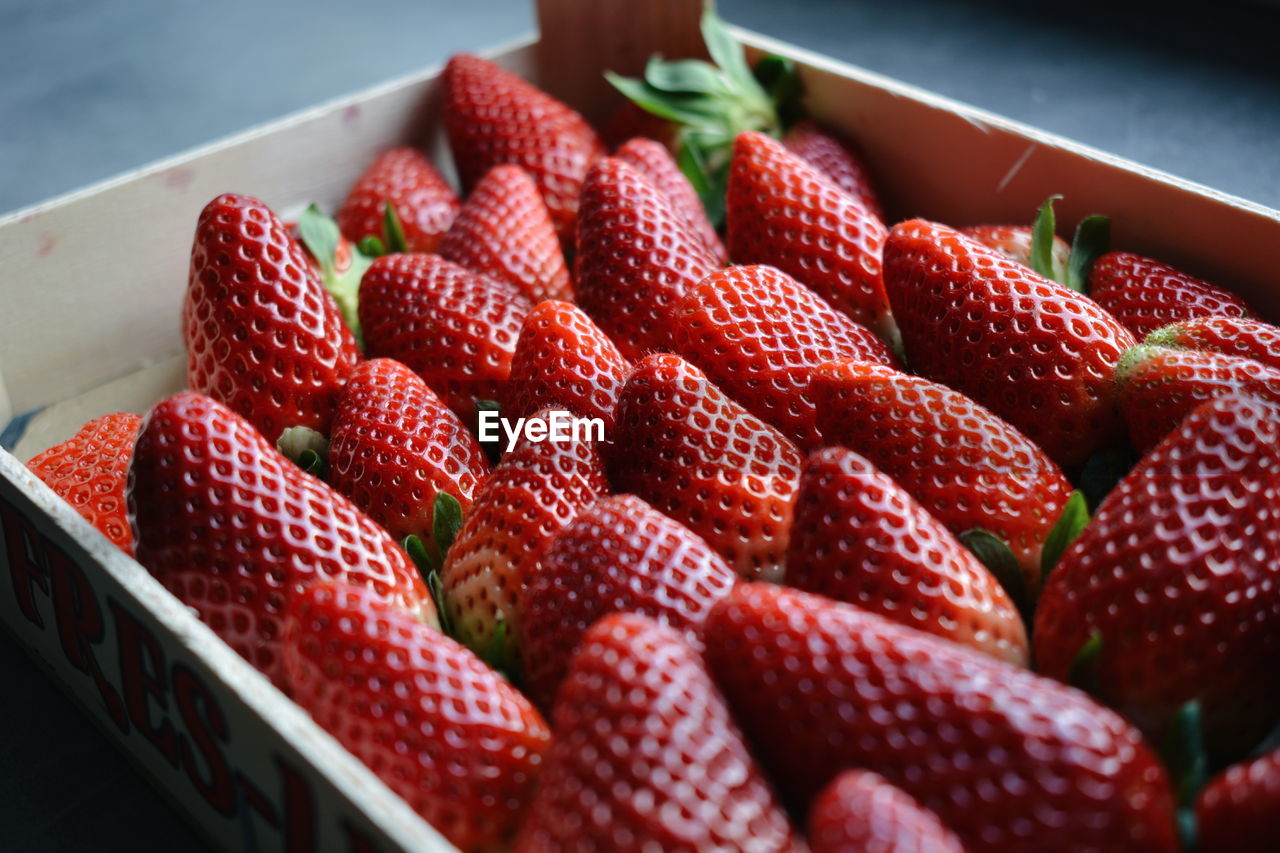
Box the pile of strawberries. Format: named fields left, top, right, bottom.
left=23, top=11, right=1280, bottom=853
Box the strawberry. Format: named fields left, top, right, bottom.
left=513, top=613, right=803, bottom=852
left=808, top=770, right=964, bottom=853
left=26, top=412, right=141, bottom=554
left=811, top=358, right=1073, bottom=593
left=438, top=164, right=572, bottom=303
left=327, top=358, right=490, bottom=545
left=614, top=136, right=726, bottom=264
left=609, top=354, right=804, bottom=582
left=184, top=193, right=360, bottom=442
left=1147, top=315, right=1280, bottom=371
left=443, top=54, right=605, bottom=240
left=1115, top=345, right=1280, bottom=452
left=1089, top=250, right=1256, bottom=338
left=704, top=583, right=1179, bottom=852
left=782, top=120, right=884, bottom=221
left=573, top=157, right=721, bottom=360
left=788, top=447, right=1028, bottom=664
left=128, top=393, right=436, bottom=686
left=506, top=300, right=631, bottom=431
left=882, top=218, right=1136, bottom=471
left=673, top=264, right=895, bottom=449
left=359, top=253, right=532, bottom=422
left=726, top=130, right=894, bottom=342
left=961, top=223, right=1070, bottom=271
left=335, top=147, right=459, bottom=254
left=1033, top=394, right=1280, bottom=759
left=519, top=494, right=737, bottom=709
left=439, top=413, right=609, bottom=670
left=282, top=582, right=549, bottom=853
left=1195, top=745, right=1280, bottom=853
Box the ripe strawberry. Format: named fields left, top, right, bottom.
left=26, top=412, right=141, bottom=554
left=283, top=582, right=549, bottom=853
left=359, top=253, right=532, bottom=422
left=808, top=770, right=964, bottom=853
left=1147, top=315, right=1280, bottom=371
left=519, top=494, right=737, bottom=709
left=573, top=157, right=721, bottom=360
left=327, top=358, right=490, bottom=546
left=673, top=264, right=895, bottom=449
left=1034, top=395, right=1280, bottom=758
left=438, top=164, right=571, bottom=303
left=609, top=354, right=804, bottom=582
left=1195, top=745, right=1280, bottom=853
left=726, top=130, right=893, bottom=341
left=440, top=414, right=609, bottom=669
left=443, top=54, right=605, bottom=240
left=335, top=147, right=459, bottom=253
left=811, top=358, right=1073, bottom=592
left=882, top=218, right=1136, bottom=471
left=1115, top=345, right=1280, bottom=452
left=513, top=613, right=803, bottom=853
left=788, top=447, right=1028, bottom=664
left=506, top=300, right=630, bottom=431
left=1089, top=250, right=1256, bottom=337
left=705, top=583, right=1179, bottom=852
left=782, top=120, right=884, bottom=221
left=614, top=136, right=726, bottom=264
left=960, top=223, right=1070, bottom=271
left=184, top=193, right=360, bottom=442
left=128, top=393, right=436, bottom=686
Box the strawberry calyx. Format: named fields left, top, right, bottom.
left=402, top=491, right=465, bottom=638
left=297, top=204, right=374, bottom=349
left=1040, top=491, right=1090, bottom=579
left=1028, top=195, right=1111, bottom=292
left=1161, top=700, right=1209, bottom=849
left=1115, top=343, right=1168, bottom=381
left=1143, top=323, right=1187, bottom=348
left=276, top=425, right=329, bottom=477
left=958, top=528, right=1031, bottom=624
left=1067, top=630, right=1103, bottom=694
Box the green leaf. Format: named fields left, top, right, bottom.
left=482, top=618, right=510, bottom=671
left=676, top=137, right=726, bottom=229
left=357, top=235, right=385, bottom=257
left=753, top=54, right=802, bottom=128
left=402, top=534, right=435, bottom=573
left=604, top=73, right=733, bottom=127
left=295, top=204, right=368, bottom=348
left=700, top=6, right=756, bottom=93
left=297, top=204, right=340, bottom=278
left=296, top=449, right=326, bottom=478
left=1163, top=700, right=1209, bottom=809
left=431, top=492, right=463, bottom=567
left=1040, top=491, right=1090, bottom=579
left=426, top=567, right=455, bottom=638
left=1066, top=214, right=1111, bottom=293
left=959, top=528, right=1030, bottom=623
left=1078, top=445, right=1138, bottom=511
left=382, top=202, right=408, bottom=254
left=276, top=426, right=329, bottom=473
left=1030, top=194, right=1064, bottom=281
left=644, top=56, right=731, bottom=96
left=1067, top=631, right=1104, bottom=695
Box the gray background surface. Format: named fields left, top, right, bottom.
left=1, top=0, right=1278, bottom=849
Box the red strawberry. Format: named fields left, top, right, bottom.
left=614, top=136, right=726, bottom=264
left=726, top=130, right=893, bottom=341
left=519, top=494, right=737, bottom=709
left=335, top=147, right=459, bottom=253
left=782, top=120, right=884, bottom=221
left=1147, top=315, right=1280, bottom=371
left=882, top=218, right=1136, bottom=471
left=438, top=164, right=572, bottom=303
left=1089, top=250, right=1256, bottom=337
left=1195, top=745, right=1280, bottom=853
left=513, top=613, right=803, bottom=853
left=573, top=157, right=721, bottom=359
left=506, top=300, right=630, bottom=431
left=705, top=583, right=1179, bottom=852
left=673, top=264, right=895, bottom=449
left=26, top=412, right=141, bottom=554
left=359, top=253, right=532, bottom=421
left=443, top=54, right=605, bottom=240
left=1115, top=345, right=1280, bottom=452
left=282, top=582, right=549, bottom=853
left=609, top=354, right=804, bottom=582
left=811, top=358, right=1072, bottom=591
left=128, top=393, right=436, bottom=686
left=1033, top=394, right=1280, bottom=758
left=327, top=358, right=490, bottom=545
left=808, top=770, right=964, bottom=853
left=788, top=447, right=1028, bottom=664
left=961, top=223, right=1070, bottom=271
left=184, top=193, right=360, bottom=442
left=440, top=413, right=609, bottom=668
